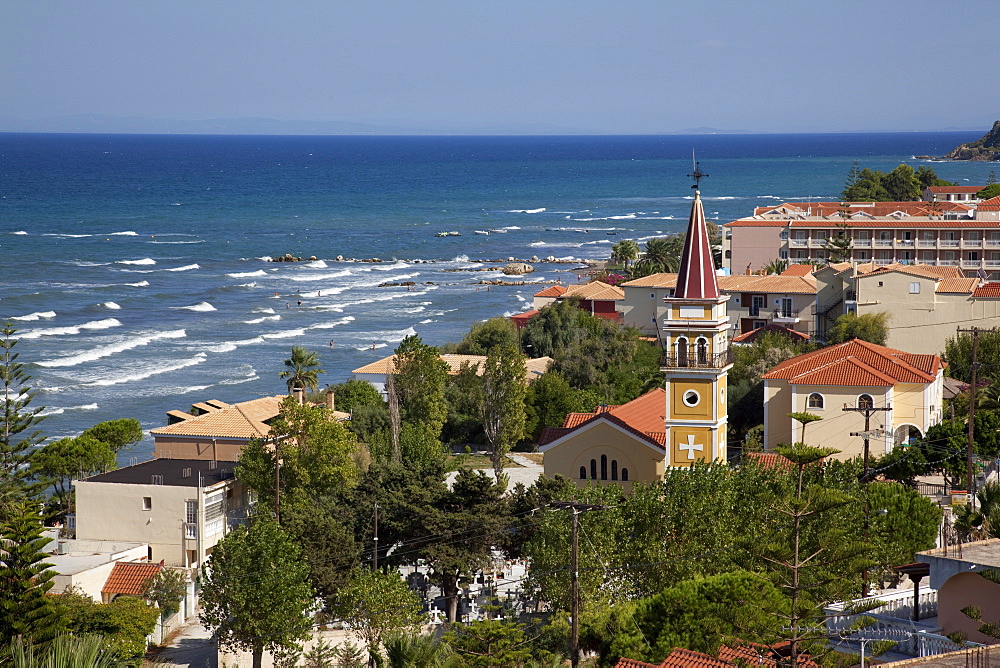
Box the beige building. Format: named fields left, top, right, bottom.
left=761, top=339, right=944, bottom=458
left=353, top=353, right=552, bottom=397
left=619, top=271, right=816, bottom=339
left=539, top=389, right=667, bottom=492
left=74, top=458, right=248, bottom=568
left=812, top=262, right=1000, bottom=355
left=47, top=538, right=150, bottom=600
left=721, top=199, right=1000, bottom=277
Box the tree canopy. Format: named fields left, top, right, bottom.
left=978, top=183, right=1000, bottom=200
left=842, top=163, right=950, bottom=201
left=828, top=311, right=890, bottom=346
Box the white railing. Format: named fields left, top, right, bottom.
left=184, top=522, right=197, bottom=540
left=790, top=239, right=808, bottom=247
left=875, top=240, right=893, bottom=247
left=875, top=259, right=894, bottom=265
left=938, top=259, right=959, bottom=265
left=964, top=240, right=983, bottom=248
left=962, top=260, right=982, bottom=268
left=918, top=240, right=937, bottom=247
left=897, top=240, right=915, bottom=246
left=941, top=240, right=960, bottom=247
left=985, top=260, right=1000, bottom=267
left=854, top=239, right=872, bottom=247
left=986, top=240, right=1000, bottom=247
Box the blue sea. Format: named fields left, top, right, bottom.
left=1, top=132, right=994, bottom=460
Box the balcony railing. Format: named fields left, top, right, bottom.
left=875, top=239, right=893, bottom=247
left=987, top=240, right=1000, bottom=247
left=790, top=239, right=808, bottom=247
left=660, top=350, right=733, bottom=370
left=938, top=259, right=959, bottom=265
left=853, top=239, right=871, bottom=247
left=985, top=260, right=1000, bottom=267
left=183, top=522, right=197, bottom=540
left=917, top=240, right=936, bottom=247
left=769, top=308, right=800, bottom=321
left=897, top=239, right=915, bottom=246
left=962, top=260, right=982, bottom=268
left=941, top=239, right=960, bottom=247
left=964, top=239, right=983, bottom=248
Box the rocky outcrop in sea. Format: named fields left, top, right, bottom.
left=942, top=121, right=1000, bottom=161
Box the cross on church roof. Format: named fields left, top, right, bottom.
left=687, top=151, right=708, bottom=189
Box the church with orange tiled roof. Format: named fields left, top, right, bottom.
left=761, top=338, right=944, bottom=458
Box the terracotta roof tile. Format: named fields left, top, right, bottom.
left=150, top=395, right=285, bottom=439
left=861, top=263, right=964, bottom=280
left=787, top=218, right=989, bottom=228
left=927, top=185, right=985, bottom=193
left=979, top=196, right=1000, bottom=211
left=620, top=273, right=677, bottom=288
left=534, top=285, right=567, bottom=298
left=935, top=278, right=979, bottom=294
left=973, top=282, right=1000, bottom=298
left=717, top=274, right=816, bottom=295
left=751, top=200, right=972, bottom=217
left=742, top=452, right=796, bottom=471
left=563, top=281, right=625, bottom=301
left=353, top=354, right=552, bottom=382
left=539, top=389, right=666, bottom=450
left=102, top=561, right=162, bottom=596
left=613, top=659, right=660, bottom=668
left=780, top=264, right=815, bottom=276
left=731, top=325, right=810, bottom=344
left=724, top=219, right=789, bottom=227
left=762, top=339, right=940, bottom=387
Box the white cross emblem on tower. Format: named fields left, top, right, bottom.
left=679, top=434, right=704, bottom=461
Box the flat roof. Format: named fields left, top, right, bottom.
left=80, top=458, right=237, bottom=488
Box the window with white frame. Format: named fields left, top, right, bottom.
left=909, top=282, right=921, bottom=294
left=807, top=393, right=824, bottom=409
left=857, top=394, right=874, bottom=410
left=204, top=491, right=225, bottom=536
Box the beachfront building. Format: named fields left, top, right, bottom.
left=74, top=458, right=249, bottom=569
left=760, top=339, right=944, bottom=458
left=812, top=262, right=1000, bottom=355
left=531, top=281, right=625, bottom=320
left=923, top=185, right=986, bottom=203
left=720, top=200, right=1000, bottom=276
left=352, top=353, right=552, bottom=397
left=618, top=269, right=816, bottom=340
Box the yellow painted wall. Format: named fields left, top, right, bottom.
left=541, top=421, right=665, bottom=490
left=669, top=426, right=716, bottom=466
left=669, top=378, right=716, bottom=420
left=764, top=382, right=794, bottom=448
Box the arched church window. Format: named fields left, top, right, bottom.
left=676, top=337, right=689, bottom=367
left=807, top=393, right=824, bottom=409
left=611, top=460, right=618, bottom=480
left=600, top=454, right=608, bottom=480
left=580, top=466, right=587, bottom=480
left=621, top=468, right=629, bottom=482
left=696, top=337, right=708, bottom=365
left=858, top=394, right=874, bottom=410
left=590, top=459, right=597, bottom=480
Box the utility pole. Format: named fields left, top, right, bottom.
left=845, top=402, right=891, bottom=596
left=548, top=501, right=606, bottom=667
left=372, top=502, right=379, bottom=569
left=957, top=326, right=990, bottom=500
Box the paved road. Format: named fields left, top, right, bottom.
left=445, top=452, right=544, bottom=489
left=146, top=619, right=215, bottom=668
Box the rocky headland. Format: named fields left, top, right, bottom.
left=941, top=121, right=1000, bottom=161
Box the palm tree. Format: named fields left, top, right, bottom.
left=762, top=258, right=789, bottom=275
left=632, top=235, right=683, bottom=277
left=7, top=634, right=124, bottom=668
left=383, top=632, right=455, bottom=668
left=279, top=346, right=324, bottom=393
left=610, top=239, right=640, bottom=273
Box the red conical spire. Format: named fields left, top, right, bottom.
left=673, top=191, right=720, bottom=300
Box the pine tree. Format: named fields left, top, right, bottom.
left=0, top=500, right=64, bottom=645
left=1, top=324, right=46, bottom=512
left=823, top=222, right=854, bottom=263
left=479, top=344, right=528, bottom=483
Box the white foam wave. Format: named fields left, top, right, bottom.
left=452, top=254, right=470, bottom=262
left=238, top=282, right=258, bottom=288
left=13, top=231, right=27, bottom=235
left=304, top=260, right=328, bottom=268
left=581, top=240, right=612, bottom=245
left=244, top=315, right=282, bottom=324
left=508, top=208, right=546, bottom=213
left=372, top=261, right=410, bottom=271
left=20, top=318, right=121, bottom=339
left=117, top=258, right=156, bottom=266
left=85, top=354, right=206, bottom=387
left=38, top=403, right=99, bottom=417
left=290, top=269, right=351, bottom=282
left=228, top=270, right=268, bottom=278
left=308, top=316, right=356, bottom=330
left=502, top=226, right=521, bottom=230
left=45, top=233, right=92, bottom=238
left=252, top=307, right=275, bottom=314
left=108, top=231, right=138, bottom=236
left=174, top=301, right=216, bottom=312
left=11, top=311, right=57, bottom=322
left=419, top=319, right=434, bottom=324
left=262, top=328, right=307, bottom=340
left=165, top=264, right=199, bottom=272
left=149, top=240, right=205, bottom=244
left=401, top=306, right=426, bottom=314
left=73, top=261, right=111, bottom=267
left=127, top=281, right=150, bottom=287
left=102, top=302, right=121, bottom=310
left=35, top=329, right=187, bottom=367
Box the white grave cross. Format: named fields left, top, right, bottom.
left=679, top=434, right=704, bottom=461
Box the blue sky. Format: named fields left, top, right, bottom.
left=3, top=0, right=998, bottom=134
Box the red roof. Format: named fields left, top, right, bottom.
left=980, top=196, right=1000, bottom=212
left=973, top=283, right=1000, bottom=299
left=751, top=200, right=973, bottom=216
left=927, top=185, right=985, bottom=193
left=731, top=325, right=810, bottom=344
left=102, top=561, right=162, bottom=597
left=533, top=285, right=567, bottom=298
left=539, top=389, right=666, bottom=450
left=673, top=192, right=720, bottom=300
left=761, top=339, right=941, bottom=387
left=614, top=645, right=819, bottom=668
left=780, top=264, right=815, bottom=277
